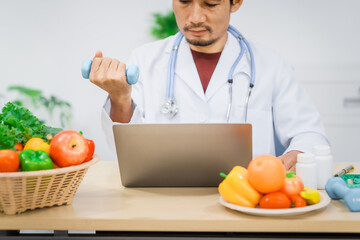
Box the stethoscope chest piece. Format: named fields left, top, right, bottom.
left=161, top=98, right=178, bottom=119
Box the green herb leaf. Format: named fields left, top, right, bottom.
left=0, top=124, right=17, bottom=150
left=0, top=102, right=62, bottom=146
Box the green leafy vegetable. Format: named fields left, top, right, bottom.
left=0, top=124, right=17, bottom=150
left=0, top=102, right=62, bottom=149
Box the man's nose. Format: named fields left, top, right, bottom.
left=188, top=4, right=206, bottom=24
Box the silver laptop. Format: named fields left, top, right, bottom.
left=113, top=124, right=252, bottom=187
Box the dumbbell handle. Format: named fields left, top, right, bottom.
left=81, top=59, right=139, bottom=85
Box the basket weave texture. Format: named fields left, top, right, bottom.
left=0, top=154, right=99, bottom=215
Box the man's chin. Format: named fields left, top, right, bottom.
left=185, top=37, right=217, bottom=47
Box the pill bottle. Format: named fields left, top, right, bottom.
left=296, top=153, right=317, bottom=189
left=313, top=145, right=333, bottom=190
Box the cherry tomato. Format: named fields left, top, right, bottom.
left=291, top=195, right=307, bottom=208
left=281, top=172, right=304, bottom=197
left=0, top=149, right=20, bottom=172
left=14, top=143, right=23, bottom=155
left=259, top=192, right=291, bottom=209
left=83, top=139, right=95, bottom=163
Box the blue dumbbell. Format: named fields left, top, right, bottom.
left=81, top=59, right=139, bottom=85
left=325, top=177, right=360, bottom=212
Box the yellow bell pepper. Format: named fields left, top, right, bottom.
left=24, top=137, right=50, bottom=154
left=300, top=186, right=321, bottom=205
left=218, top=166, right=261, bottom=208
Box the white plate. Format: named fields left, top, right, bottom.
left=219, top=191, right=330, bottom=217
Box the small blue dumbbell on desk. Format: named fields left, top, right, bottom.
left=325, top=177, right=360, bottom=212
left=81, top=59, right=139, bottom=85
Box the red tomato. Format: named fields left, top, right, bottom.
left=281, top=172, right=304, bottom=197
left=50, top=130, right=89, bottom=167
left=0, top=149, right=20, bottom=172
left=291, top=195, right=307, bottom=208
left=83, top=139, right=95, bottom=163
left=259, top=192, right=291, bottom=209
left=14, top=143, right=23, bottom=155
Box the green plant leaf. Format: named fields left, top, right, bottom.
left=8, top=86, right=42, bottom=98
left=151, top=10, right=178, bottom=39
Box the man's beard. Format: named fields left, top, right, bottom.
left=183, top=24, right=218, bottom=47
left=185, top=37, right=218, bottom=47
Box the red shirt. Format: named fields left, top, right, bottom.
left=191, top=49, right=222, bottom=93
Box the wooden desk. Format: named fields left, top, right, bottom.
left=0, top=162, right=359, bottom=237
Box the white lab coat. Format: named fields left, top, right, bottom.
left=102, top=33, right=329, bottom=158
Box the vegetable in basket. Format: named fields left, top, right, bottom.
left=50, top=130, right=89, bottom=167
left=83, top=138, right=95, bottom=163
left=0, top=102, right=62, bottom=149
left=19, top=149, right=53, bottom=171
left=24, top=137, right=50, bottom=154
left=0, top=149, right=20, bottom=172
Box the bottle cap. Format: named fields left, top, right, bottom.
left=313, top=145, right=331, bottom=155
left=297, top=153, right=315, bottom=163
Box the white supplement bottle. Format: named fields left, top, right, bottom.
left=313, top=145, right=333, bottom=189
left=296, top=153, right=317, bottom=189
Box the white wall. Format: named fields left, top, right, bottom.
left=1, top=0, right=359, bottom=162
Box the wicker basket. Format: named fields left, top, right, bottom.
left=0, top=154, right=99, bottom=215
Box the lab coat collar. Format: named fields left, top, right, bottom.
left=168, top=32, right=251, bottom=102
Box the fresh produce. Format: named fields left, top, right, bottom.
left=281, top=172, right=304, bottom=197
left=50, top=130, right=89, bottom=167
left=83, top=138, right=95, bottom=163
left=259, top=192, right=292, bottom=209
left=0, top=149, right=20, bottom=172
left=218, top=166, right=261, bottom=208
left=0, top=102, right=61, bottom=148
left=300, top=186, right=321, bottom=205
left=0, top=102, right=96, bottom=172
left=24, top=137, right=51, bottom=154
left=19, top=149, right=53, bottom=171
left=247, top=154, right=286, bottom=193
left=0, top=124, right=17, bottom=150
left=14, top=142, right=23, bottom=154
left=218, top=154, right=321, bottom=210
left=290, top=195, right=307, bottom=208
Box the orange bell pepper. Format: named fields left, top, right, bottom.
left=218, top=166, right=261, bottom=208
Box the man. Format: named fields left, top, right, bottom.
left=90, top=0, right=329, bottom=171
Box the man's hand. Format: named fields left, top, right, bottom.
left=89, top=51, right=131, bottom=104
left=278, top=150, right=302, bottom=172
left=89, top=50, right=133, bottom=123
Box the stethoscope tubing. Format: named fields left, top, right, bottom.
left=167, top=34, right=183, bottom=99
left=164, top=25, right=255, bottom=122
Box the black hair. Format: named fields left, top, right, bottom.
left=230, top=0, right=233, bottom=5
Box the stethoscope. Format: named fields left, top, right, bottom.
left=161, top=25, right=255, bottom=123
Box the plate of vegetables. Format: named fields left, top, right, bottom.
left=218, top=155, right=331, bottom=217
left=219, top=192, right=330, bottom=217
